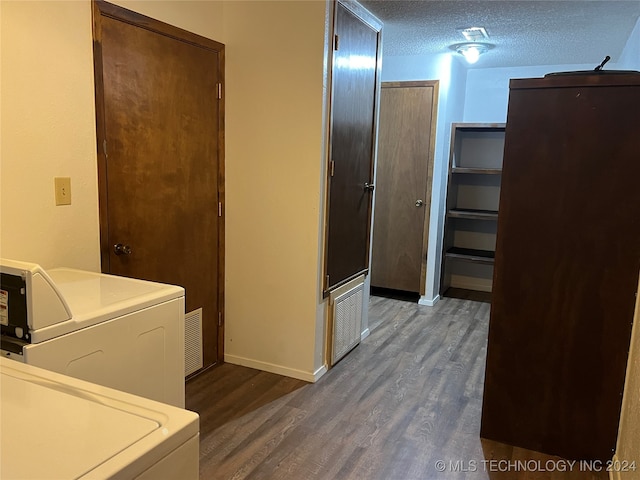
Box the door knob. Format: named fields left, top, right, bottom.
left=364, top=182, right=375, bottom=192
left=415, top=199, right=424, bottom=207
left=114, top=243, right=132, bottom=255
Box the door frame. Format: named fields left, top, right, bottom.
left=91, top=0, right=226, bottom=364
left=374, top=80, right=439, bottom=295
left=322, top=0, right=383, bottom=295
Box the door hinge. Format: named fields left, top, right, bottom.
left=218, top=311, right=222, bottom=327
left=103, top=139, right=108, bottom=158
left=218, top=202, right=222, bottom=217
left=329, top=160, right=335, bottom=177
left=334, top=34, right=339, bottom=51
left=217, top=83, right=222, bottom=99
left=326, top=274, right=330, bottom=286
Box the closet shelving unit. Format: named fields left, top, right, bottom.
left=440, top=123, right=506, bottom=297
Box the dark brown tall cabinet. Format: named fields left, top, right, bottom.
left=481, top=72, right=640, bottom=461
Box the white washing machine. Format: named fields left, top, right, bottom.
left=0, top=259, right=186, bottom=408
left=0, top=357, right=199, bottom=479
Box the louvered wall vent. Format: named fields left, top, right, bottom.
left=330, top=280, right=364, bottom=366
left=460, top=26, right=489, bottom=41
left=185, top=308, right=203, bottom=376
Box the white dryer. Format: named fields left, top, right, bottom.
left=0, top=259, right=186, bottom=408
left=0, top=358, right=199, bottom=479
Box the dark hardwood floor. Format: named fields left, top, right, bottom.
left=186, top=295, right=607, bottom=480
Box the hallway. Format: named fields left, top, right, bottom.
left=186, top=295, right=606, bottom=480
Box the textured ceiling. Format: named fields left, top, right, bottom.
left=358, top=0, right=640, bottom=68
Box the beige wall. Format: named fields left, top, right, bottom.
left=1, top=1, right=100, bottom=270
left=110, top=0, right=224, bottom=39
left=614, top=274, right=640, bottom=480
left=1, top=0, right=329, bottom=380
left=222, top=0, right=328, bottom=380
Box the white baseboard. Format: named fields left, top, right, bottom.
left=419, top=294, right=440, bottom=306
left=312, top=364, right=328, bottom=382
left=224, top=354, right=327, bottom=383
left=361, top=328, right=370, bottom=341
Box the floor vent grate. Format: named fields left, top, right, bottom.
left=185, top=308, right=203, bottom=376
left=331, top=282, right=364, bottom=365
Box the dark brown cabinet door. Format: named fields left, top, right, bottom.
left=325, top=2, right=380, bottom=291
left=481, top=73, right=640, bottom=461
left=93, top=1, right=225, bottom=369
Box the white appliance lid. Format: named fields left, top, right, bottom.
left=28, top=268, right=185, bottom=342
left=47, top=268, right=184, bottom=318
left=0, top=358, right=198, bottom=479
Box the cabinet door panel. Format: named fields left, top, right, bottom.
left=325, top=3, right=379, bottom=291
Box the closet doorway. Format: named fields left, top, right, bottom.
left=92, top=1, right=225, bottom=370
left=371, top=81, right=438, bottom=294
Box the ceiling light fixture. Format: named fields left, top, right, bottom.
left=450, top=43, right=494, bottom=65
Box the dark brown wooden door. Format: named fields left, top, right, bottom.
left=324, top=2, right=380, bottom=291
left=371, top=82, right=436, bottom=293
left=93, top=1, right=224, bottom=369
left=481, top=73, right=640, bottom=461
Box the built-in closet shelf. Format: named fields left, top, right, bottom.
left=440, top=122, right=506, bottom=297
left=451, top=167, right=502, bottom=175
left=445, top=247, right=495, bottom=265
left=447, top=208, right=499, bottom=220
